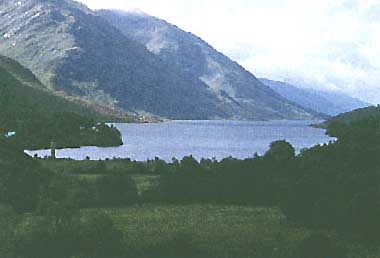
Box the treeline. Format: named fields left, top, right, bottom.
left=154, top=119, right=380, bottom=242
left=156, top=117, right=380, bottom=241
left=37, top=116, right=380, bottom=242
left=33, top=117, right=380, bottom=242
left=284, top=118, right=380, bottom=241
left=4, top=112, right=123, bottom=150
left=1, top=117, right=380, bottom=257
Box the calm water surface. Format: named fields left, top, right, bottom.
left=26, top=120, right=335, bottom=161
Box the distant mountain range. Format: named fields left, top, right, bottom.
left=260, top=79, right=371, bottom=116
left=0, top=0, right=321, bottom=121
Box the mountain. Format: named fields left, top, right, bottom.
left=0, top=53, right=142, bottom=122
left=0, top=55, right=122, bottom=149
left=0, top=0, right=320, bottom=121
left=0, top=0, right=224, bottom=120
left=260, top=79, right=371, bottom=116
left=0, top=53, right=45, bottom=90
left=0, top=55, right=96, bottom=127
left=96, top=9, right=325, bottom=120
left=0, top=55, right=113, bottom=120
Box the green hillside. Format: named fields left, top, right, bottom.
left=0, top=55, right=44, bottom=90
left=0, top=56, right=122, bottom=150
left=319, top=105, right=379, bottom=129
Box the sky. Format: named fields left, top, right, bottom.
left=79, top=0, right=380, bottom=104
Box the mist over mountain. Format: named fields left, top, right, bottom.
left=97, top=9, right=325, bottom=120
left=260, top=78, right=371, bottom=116
left=0, top=0, right=322, bottom=120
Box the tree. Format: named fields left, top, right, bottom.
left=264, top=140, right=295, bottom=163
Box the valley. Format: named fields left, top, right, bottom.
left=0, top=0, right=379, bottom=258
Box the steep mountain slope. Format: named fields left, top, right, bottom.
left=0, top=54, right=44, bottom=90
left=260, top=79, right=371, bottom=116
left=97, top=9, right=323, bottom=120
left=0, top=0, right=320, bottom=120
left=0, top=55, right=122, bottom=149
left=0, top=0, right=223, bottom=120
left=2, top=1, right=322, bottom=121
left=0, top=51, right=144, bottom=122
left=0, top=55, right=120, bottom=121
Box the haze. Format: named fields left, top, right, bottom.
left=79, top=0, right=380, bottom=104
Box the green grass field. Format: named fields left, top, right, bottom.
left=85, top=205, right=309, bottom=258
left=39, top=159, right=380, bottom=258
left=82, top=204, right=380, bottom=258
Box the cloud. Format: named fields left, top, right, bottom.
left=79, top=0, right=380, bottom=103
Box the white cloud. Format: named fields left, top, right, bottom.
left=79, top=0, right=380, bottom=104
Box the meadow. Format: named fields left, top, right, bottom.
left=36, top=158, right=377, bottom=258
left=88, top=204, right=308, bottom=258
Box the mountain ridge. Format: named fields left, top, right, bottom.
left=97, top=9, right=324, bottom=120
left=0, top=0, right=225, bottom=120
left=0, top=0, right=321, bottom=120
left=260, top=78, right=371, bottom=116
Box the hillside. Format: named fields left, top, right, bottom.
left=97, top=9, right=324, bottom=120
left=0, top=55, right=121, bottom=121
left=260, top=78, right=370, bottom=116
left=0, top=54, right=141, bottom=122
left=0, top=54, right=44, bottom=90
left=0, top=0, right=321, bottom=121
left=0, top=56, right=122, bottom=149
left=0, top=0, right=222, bottom=120
left=319, top=105, right=380, bottom=128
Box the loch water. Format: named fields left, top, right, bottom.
left=25, top=120, right=335, bottom=161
